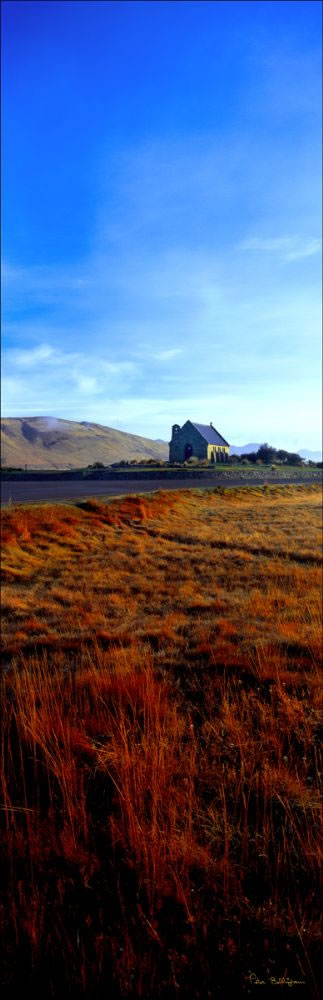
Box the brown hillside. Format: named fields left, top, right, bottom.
left=1, top=416, right=168, bottom=469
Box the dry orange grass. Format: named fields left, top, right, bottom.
left=1, top=484, right=322, bottom=997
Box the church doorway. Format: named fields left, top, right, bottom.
left=184, top=443, right=193, bottom=460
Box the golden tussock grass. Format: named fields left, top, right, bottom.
left=0, top=484, right=322, bottom=997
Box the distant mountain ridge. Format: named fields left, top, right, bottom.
left=230, top=443, right=322, bottom=461
left=1, top=417, right=169, bottom=469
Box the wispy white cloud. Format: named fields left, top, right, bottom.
left=100, top=360, right=138, bottom=375
left=283, top=239, right=322, bottom=261
left=9, top=344, right=55, bottom=366
left=152, top=349, right=183, bottom=362
left=240, top=237, right=293, bottom=252
left=3, top=342, right=142, bottom=414
left=239, top=236, right=321, bottom=261
left=2, top=260, right=88, bottom=295
left=7, top=342, right=138, bottom=375
left=72, top=374, right=99, bottom=394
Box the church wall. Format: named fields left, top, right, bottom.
left=169, top=421, right=207, bottom=462
left=207, top=444, right=230, bottom=462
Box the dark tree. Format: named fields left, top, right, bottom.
left=257, top=444, right=277, bottom=464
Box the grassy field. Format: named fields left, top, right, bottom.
left=1, top=484, right=322, bottom=997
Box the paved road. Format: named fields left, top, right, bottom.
left=1, top=475, right=321, bottom=505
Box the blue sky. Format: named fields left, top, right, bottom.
left=2, top=0, right=322, bottom=448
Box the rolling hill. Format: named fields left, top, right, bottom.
left=1, top=417, right=169, bottom=469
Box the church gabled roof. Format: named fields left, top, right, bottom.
left=190, top=422, right=230, bottom=447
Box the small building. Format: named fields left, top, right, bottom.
left=169, top=421, right=230, bottom=464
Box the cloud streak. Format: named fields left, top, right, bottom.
left=239, top=236, right=321, bottom=261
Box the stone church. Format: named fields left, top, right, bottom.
left=169, top=421, right=230, bottom=463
